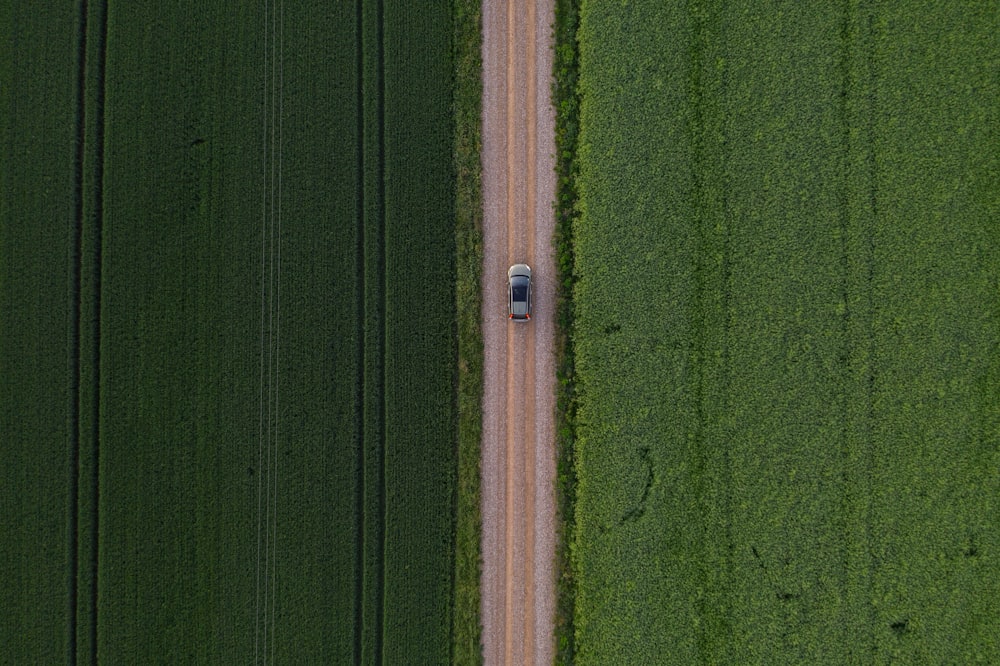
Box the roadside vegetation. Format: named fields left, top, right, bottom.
left=567, top=1, right=999, bottom=663
left=453, top=0, right=485, bottom=663
left=552, top=0, right=582, bottom=663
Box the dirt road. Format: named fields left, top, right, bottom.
left=481, top=0, right=556, bottom=663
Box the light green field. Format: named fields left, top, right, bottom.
left=569, top=1, right=999, bottom=663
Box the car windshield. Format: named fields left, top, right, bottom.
left=512, top=285, right=527, bottom=301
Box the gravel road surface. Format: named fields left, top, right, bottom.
left=481, top=0, right=557, bottom=663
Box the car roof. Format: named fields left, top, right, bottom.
left=508, top=263, right=531, bottom=279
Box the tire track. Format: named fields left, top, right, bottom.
left=688, top=1, right=736, bottom=659
left=532, top=2, right=558, bottom=658
left=85, top=4, right=108, bottom=661
left=254, top=0, right=271, bottom=659
left=480, top=0, right=507, bottom=660
left=503, top=322, right=516, bottom=666
left=67, top=1, right=89, bottom=659
left=267, top=49, right=278, bottom=654
left=842, top=0, right=878, bottom=659
left=352, top=0, right=366, bottom=661
left=502, top=1, right=518, bottom=663
left=523, top=0, right=538, bottom=661
left=369, top=0, right=387, bottom=660
left=70, top=0, right=109, bottom=662
left=267, top=2, right=284, bottom=660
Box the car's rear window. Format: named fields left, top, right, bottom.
left=512, top=285, right=527, bottom=301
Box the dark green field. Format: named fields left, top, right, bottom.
left=569, top=0, right=998, bottom=663
left=2, top=1, right=457, bottom=662
left=1, top=2, right=80, bottom=661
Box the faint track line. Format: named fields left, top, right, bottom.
left=369, top=2, right=387, bottom=662
left=261, top=0, right=279, bottom=658
left=268, top=0, right=284, bottom=660
left=842, top=0, right=878, bottom=659
left=503, top=1, right=515, bottom=661
left=503, top=322, right=515, bottom=666
left=377, top=0, right=387, bottom=656
left=73, top=1, right=110, bottom=662
left=688, top=2, right=734, bottom=659
left=352, top=0, right=366, bottom=662
left=524, top=0, right=537, bottom=659
left=67, top=2, right=90, bottom=661
left=254, top=0, right=269, bottom=661
left=356, top=1, right=387, bottom=661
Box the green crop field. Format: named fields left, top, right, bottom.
left=2, top=1, right=457, bottom=663
left=0, top=2, right=80, bottom=661
left=569, top=0, right=998, bottom=663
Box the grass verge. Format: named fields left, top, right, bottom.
left=453, top=0, right=484, bottom=663
left=552, top=0, right=581, bottom=662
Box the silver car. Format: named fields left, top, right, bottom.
left=508, top=264, right=531, bottom=321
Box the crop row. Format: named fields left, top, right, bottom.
left=1, top=1, right=108, bottom=662
left=379, top=1, right=458, bottom=663
left=355, top=1, right=458, bottom=663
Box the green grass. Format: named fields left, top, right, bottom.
left=569, top=1, right=999, bottom=663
